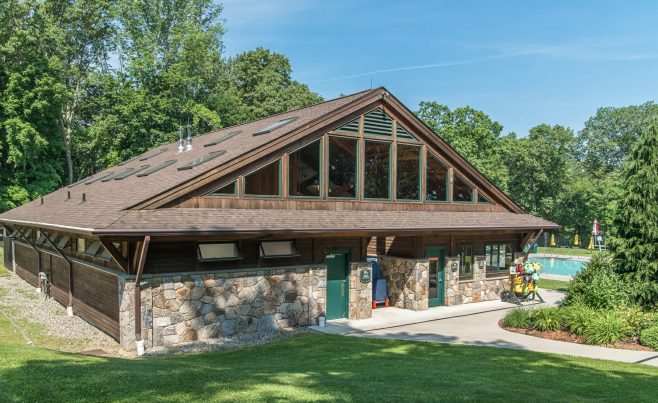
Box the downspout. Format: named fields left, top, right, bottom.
left=134, top=235, right=150, bottom=356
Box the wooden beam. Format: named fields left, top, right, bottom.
left=134, top=235, right=150, bottom=343
left=99, top=239, right=130, bottom=274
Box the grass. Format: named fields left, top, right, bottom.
left=536, top=247, right=599, bottom=257
left=2, top=332, right=658, bottom=402
left=539, top=279, right=570, bottom=291
left=0, top=247, right=7, bottom=276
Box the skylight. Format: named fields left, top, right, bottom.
left=101, top=168, right=135, bottom=182
left=137, top=160, right=177, bottom=177
left=204, top=131, right=241, bottom=147
left=114, top=165, right=150, bottom=180
left=177, top=150, right=225, bottom=171
left=139, top=148, right=168, bottom=161
left=85, top=171, right=116, bottom=185
left=253, top=117, right=298, bottom=136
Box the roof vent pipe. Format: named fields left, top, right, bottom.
left=185, top=125, right=193, bottom=152
left=177, top=128, right=184, bottom=153
left=67, top=191, right=71, bottom=200
left=40, top=197, right=44, bottom=205
left=82, top=193, right=86, bottom=202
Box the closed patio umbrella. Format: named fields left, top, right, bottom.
left=587, top=235, right=594, bottom=250
left=550, top=233, right=557, bottom=247
left=573, top=234, right=579, bottom=247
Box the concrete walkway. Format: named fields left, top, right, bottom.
left=311, top=290, right=658, bottom=367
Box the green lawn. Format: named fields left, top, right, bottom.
left=539, top=278, right=570, bottom=292
left=536, top=247, right=598, bottom=257
left=2, top=332, right=658, bottom=402
left=0, top=247, right=7, bottom=276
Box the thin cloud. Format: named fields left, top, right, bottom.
left=309, top=40, right=658, bottom=84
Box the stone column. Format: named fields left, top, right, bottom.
left=348, top=262, right=372, bottom=320
left=444, top=256, right=460, bottom=306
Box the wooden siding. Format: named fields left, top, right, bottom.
left=175, top=197, right=507, bottom=212
left=13, top=242, right=120, bottom=340
left=144, top=237, right=364, bottom=274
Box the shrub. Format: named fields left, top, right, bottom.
left=584, top=310, right=632, bottom=345
left=561, top=304, right=595, bottom=335
left=619, top=306, right=657, bottom=337
left=531, top=307, right=562, bottom=332
left=564, top=254, right=629, bottom=309
left=503, top=308, right=533, bottom=329
left=639, top=326, right=658, bottom=350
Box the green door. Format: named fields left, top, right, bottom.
left=325, top=251, right=349, bottom=320
left=425, top=246, right=445, bottom=307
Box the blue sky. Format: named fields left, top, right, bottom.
left=221, top=0, right=658, bottom=136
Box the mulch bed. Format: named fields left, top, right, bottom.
left=499, top=320, right=654, bottom=352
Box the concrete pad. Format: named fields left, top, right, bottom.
left=311, top=290, right=658, bottom=367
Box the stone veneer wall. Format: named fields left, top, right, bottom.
left=379, top=256, right=429, bottom=311
left=119, top=266, right=326, bottom=350
left=348, top=262, right=372, bottom=320
left=444, top=256, right=510, bottom=305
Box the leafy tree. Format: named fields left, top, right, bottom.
left=608, top=117, right=658, bottom=306
left=578, top=102, right=658, bottom=177
left=0, top=0, right=65, bottom=210
left=416, top=102, right=509, bottom=190
left=225, top=47, right=323, bottom=125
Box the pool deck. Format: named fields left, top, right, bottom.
left=529, top=253, right=591, bottom=262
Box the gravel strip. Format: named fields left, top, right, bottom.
left=1, top=272, right=310, bottom=357
left=0, top=272, right=118, bottom=352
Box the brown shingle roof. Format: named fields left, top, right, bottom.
left=94, top=209, right=558, bottom=236
left=0, top=89, right=377, bottom=231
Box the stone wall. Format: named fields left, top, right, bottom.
left=348, top=262, right=372, bottom=320
left=379, top=256, right=429, bottom=311
left=119, top=266, right=326, bottom=351
left=445, top=255, right=510, bottom=305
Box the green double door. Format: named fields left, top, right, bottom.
left=426, top=246, right=446, bottom=307
left=325, top=251, right=349, bottom=320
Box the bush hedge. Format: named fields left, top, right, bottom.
left=563, top=254, right=629, bottom=309
left=640, top=326, right=658, bottom=350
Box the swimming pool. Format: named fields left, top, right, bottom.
left=528, top=256, right=587, bottom=277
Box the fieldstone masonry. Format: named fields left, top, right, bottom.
left=445, top=255, right=510, bottom=305
left=379, top=256, right=429, bottom=311
left=348, top=262, right=372, bottom=320
left=119, top=266, right=326, bottom=350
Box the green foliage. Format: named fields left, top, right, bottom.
left=619, top=306, right=658, bottom=337
left=560, top=303, right=595, bottom=335
left=640, top=325, right=658, bottom=350
left=530, top=307, right=563, bottom=332
left=608, top=118, right=658, bottom=306
left=583, top=310, right=632, bottom=345
left=502, top=308, right=533, bottom=328
left=416, top=102, right=510, bottom=190
left=564, top=254, right=629, bottom=309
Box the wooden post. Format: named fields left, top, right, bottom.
left=134, top=235, right=150, bottom=347
left=42, top=231, right=75, bottom=311
left=99, top=239, right=131, bottom=273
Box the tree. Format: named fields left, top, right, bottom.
left=503, top=124, right=577, bottom=221
left=609, top=117, right=658, bottom=306
left=0, top=0, right=65, bottom=210
left=224, top=47, right=323, bottom=125
left=416, top=102, right=510, bottom=190
left=578, top=102, right=658, bottom=178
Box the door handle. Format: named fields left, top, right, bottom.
left=340, top=281, right=345, bottom=297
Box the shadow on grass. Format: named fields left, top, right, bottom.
left=1, top=333, right=658, bottom=402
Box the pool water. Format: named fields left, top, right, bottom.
left=528, top=257, right=587, bottom=277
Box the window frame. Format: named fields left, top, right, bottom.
left=363, top=139, right=392, bottom=200
left=288, top=138, right=323, bottom=199
left=197, top=241, right=243, bottom=262
left=208, top=180, right=237, bottom=197
left=425, top=151, right=450, bottom=203
left=259, top=240, right=300, bottom=259
left=243, top=159, right=283, bottom=198
left=485, top=243, right=513, bottom=276
left=327, top=135, right=359, bottom=200
left=452, top=173, right=475, bottom=204
left=457, top=244, right=474, bottom=280
left=395, top=143, right=422, bottom=202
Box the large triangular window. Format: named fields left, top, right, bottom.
left=363, top=108, right=393, bottom=137
left=453, top=174, right=474, bottom=203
